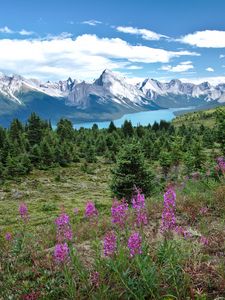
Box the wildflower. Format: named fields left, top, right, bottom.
left=103, top=231, right=117, bottom=257
left=55, top=213, right=70, bottom=227
left=74, top=207, right=79, bottom=215
left=132, top=190, right=148, bottom=227
left=55, top=213, right=73, bottom=242
left=132, top=190, right=145, bottom=210
left=111, top=199, right=128, bottom=227
left=135, top=210, right=148, bottom=227
left=85, top=201, right=98, bottom=218
left=5, top=232, right=12, bottom=241
left=199, top=236, right=209, bottom=246
left=90, top=271, right=100, bottom=287
left=217, top=157, right=225, bottom=174
left=19, top=203, right=29, bottom=222
left=54, top=243, right=69, bottom=263
left=160, top=187, right=176, bottom=233
left=128, top=232, right=142, bottom=257
left=199, top=207, right=208, bottom=215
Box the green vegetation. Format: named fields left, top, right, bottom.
left=0, top=108, right=225, bottom=299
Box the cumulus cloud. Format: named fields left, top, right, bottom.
left=126, top=65, right=143, bottom=70
left=160, top=61, right=194, bottom=72
left=179, top=30, right=225, bottom=48
left=19, top=29, right=34, bottom=36
left=0, top=26, right=34, bottom=36
left=0, top=34, right=199, bottom=80
left=180, top=76, right=225, bottom=85
left=206, top=67, right=214, bottom=72
left=0, top=26, right=14, bottom=34
left=116, top=26, right=168, bottom=40
left=220, top=54, right=225, bottom=59
left=81, top=20, right=102, bottom=26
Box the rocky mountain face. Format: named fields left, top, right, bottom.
left=0, top=69, right=224, bottom=126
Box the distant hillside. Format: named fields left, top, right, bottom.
left=173, top=105, right=225, bottom=128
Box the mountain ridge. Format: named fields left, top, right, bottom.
left=0, top=69, right=224, bottom=126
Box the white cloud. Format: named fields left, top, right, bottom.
left=160, top=61, right=194, bottom=72
left=0, top=34, right=199, bottom=80
left=206, top=67, right=214, bottom=72
left=0, top=26, right=34, bottom=36
left=0, top=26, right=14, bottom=34
left=179, top=30, right=225, bottom=48
left=180, top=76, right=225, bottom=85
left=126, top=65, right=143, bottom=70
left=116, top=26, right=168, bottom=40
left=19, top=29, right=34, bottom=36
left=220, top=54, right=225, bottom=59
left=82, top=20, right=102, bottom=26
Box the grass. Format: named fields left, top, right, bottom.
left=173, top=105, right=225, bottom=128
left=0, top=161, right=112, bottom=233
left=0, top=161, right=225, bottom=299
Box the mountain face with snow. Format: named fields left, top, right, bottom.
left=0, top=69, right=224, bottom=126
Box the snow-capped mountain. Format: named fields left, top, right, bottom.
left=0, top=69, right=224, bottom=126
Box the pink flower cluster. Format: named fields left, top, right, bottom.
left=5, top=232, right=12, bottom=241
left=216, top=157, right=225, bottom=174
left=174, top=226, right=192, bottom=239
left=90, top=271, right=100, bottom=287
left=85, top=201, right=98, bottom=218
left=19, top=202, right=29, bottom=222
left=199, top=207, right=208, bottom=215
left=55, top=213, right=73, bottom=242
left=160, top=187, right=176, bottom=233
left=103, top=231, right=117, bottom=257
left=132, top=190, right=145, bottom=210
left=199, top=236, right=209, bottom=246
left=128, top=232, right=142, bottom=257
left=111, top=199, right=128, bottom=227
left=132, top=190, right=148, bottom=227
left=54, top=242, right=69, bottom=263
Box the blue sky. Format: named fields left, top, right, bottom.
left=0, top=0, right=225, bottom=84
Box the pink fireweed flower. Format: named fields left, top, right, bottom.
left=103, top=231, right=117, bottom=257
left=135, top=210, right=148, bottom=227
left=132, top=190, right=145, bottom=210
left=199, top=207, right=208, bottom=215
left=111, top=199, right=128, bottom=227
left=128, top=232, right=142, bottom=257
left=199, top=236, right=209, bottom=246
left=85, top=201, right=98, bottom=218
left=5, top=232, right=12, bottom=241
left=19, top=203, right=29, bottom=222
left=55, top=213, right=70, bottom=227
left=132, top=190, right=148, bottom=227
left=54, top=243, right=69, bottom=263
left=217, top=157, right=225, bottom=174
left=90, top=271, right=100, bottom=287
left=55, top=213, right=73, bottom=242
left=160, top=187, right=176, bottom=233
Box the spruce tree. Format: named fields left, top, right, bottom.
left=111, top=143, right=155, bottom=201
left=26, top=113, right=43, bottom=146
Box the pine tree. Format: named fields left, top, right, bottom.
left=26, top=113, right=44, bottom=146
left=30, top=144, right=41, bottom=167
left=159, top=151, right=173, bottom=179
left=122, top=120, right=133, bottom=137
left=40, top=138, right=55, bottom=167
left=56, top=118, right=74, bottom=142
left=111, top=143, right=155, bottom=201
left=108, top=121, right=117, bottom=133
left=9, top=118, right=24, bottom=142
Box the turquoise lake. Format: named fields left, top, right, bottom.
left=73, top=108, right=190, bottom=129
